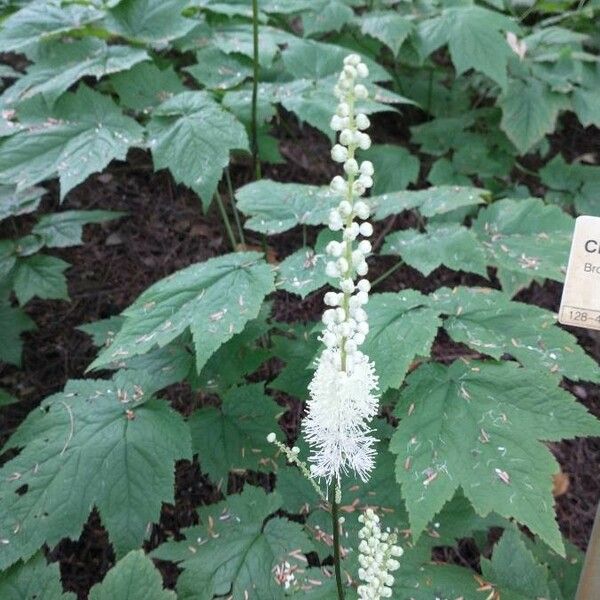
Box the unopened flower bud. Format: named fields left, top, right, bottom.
left=354, top=84, right=368, bottom=99
left=356, top=113, right=370, bottom=130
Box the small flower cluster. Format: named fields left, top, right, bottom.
left=302, top=54, right=379, bottom=484
left=357, top=509, right=403, bottom=599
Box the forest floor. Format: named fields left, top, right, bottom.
left=0, top=112, right=599, bottom=598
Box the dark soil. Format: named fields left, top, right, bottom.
left=0, top=113, right=599, bottom=598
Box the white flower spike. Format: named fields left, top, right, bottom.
left=302, top=55, right=379, bottom=484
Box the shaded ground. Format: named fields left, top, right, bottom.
left=0, top=114, right=599, bottom=598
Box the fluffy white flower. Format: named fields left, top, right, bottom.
left=303, top=349, right=379, bottom=482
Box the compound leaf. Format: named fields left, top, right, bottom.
left=1, top=39, right=148, bottom=107
left=429, top=286, right=600, bottom=383
left=0, top=378, right=192, bottom=568
left=390, top=361, right=600, bottom=554
left=90, top=252, right=275, bottom=373
left=105, top=0, right=197, bottom=46
left=32, top=210, right=125, bottom=248
left=0, top=85, right=144, bottom=200
left=236, top=180, right=337, bottom=234
left=0, top=553, right=75, bottom=600
left=13, top=254, right=69, bottom=304
left=89, top=551, right=176, bottom=600
left=382, top=224, right=488, bottom=277
left=148, top=91, right=248, bottom=209
left=152, top=486, right=314, bottom=600
left=0, top=1, right=104, bottom=55
left=0, top=185, right=45, bottom=221
left=359, top=11, right=413, bottom=56
left=364, top=292, right=442, bottom=392
left=189, top=383, right=282, bottom=484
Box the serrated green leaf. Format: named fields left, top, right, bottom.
left=0, top=85, right=144, bottom=200
left=0, top=301, right=36, bottom=366
left=0, top=378, right=192, bottom=568
left=370, top=185, right=488, bottom=220
left=573, top=86, right=600, bottom=128
left=0, top=388, right=17, bottom=407
left=1, top=39, right=148, bottom=107
left=382, top=224, right=488, bottom=277
left=77, top=315, right=125, bottom=348
left=105, top=0, right=197, bottom=45
left=0, top=185, right=45, bottom=221
left=0, top=553, right=75, bottom=600
left=236, top=180, right=337, bottom=234
left=362, top=144, right=419, bottom=195
left=185, top=46, right=252, bottom=91
left=390, top=360, right=600, bottom=554
left=472, top=197, right=574, bottom=295
left=152, top=486, right=314, bottom=600
left=359, top=11, right=413, bottom=55
left=89, top=551, right=176, bottom=600
left=481, top=526, right=552, bottom=600
left=32, top=210, right=125, bottom=248
left=148, top=91, right=248, bottom=209
left=302, top=0, right=354, bottom=37
left=429, top=286, right=600, bottom=383
left=411, top=114, right=477, bottom=156
left=269, top=324, right=321, bottom=399
left=189, top=383, right=282, bottom=483
left=194, top=304, right=271, bottom=393
left=499, top=78, right=566, bottom=154
left=364, top=291, right=442, bottom=392
left=90, top=252, right=274, bottom=373
left=0, top=1, right=104, bottom=55
left=13, top=254, right=69, bottom=304
left=276, top=230, right=336, bottom=298
left=110, top=62, right=185, bottom=112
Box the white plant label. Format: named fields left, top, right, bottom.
left=559, top=215, right=600, bottom=331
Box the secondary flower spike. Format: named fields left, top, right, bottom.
left=303, top=54, right=379, bottom=483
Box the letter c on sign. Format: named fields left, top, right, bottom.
left=585, top=240, right=598, bottom=253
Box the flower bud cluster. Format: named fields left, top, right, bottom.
left=357, top=509, right=403, bottom=599
left=323, top=53, right=374, bottom=370
left=302, top=55, right=380, bottom=485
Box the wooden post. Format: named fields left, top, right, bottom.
left=576, top=500, right=600, bottom=600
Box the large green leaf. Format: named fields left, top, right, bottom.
left=148, top=91, right=248, bottom=209
left=89, top=551, right=176, bottom=600
left=389, top=360, right=600, bottom=554
left=0, top=378, right=191, bottom=568
left=0, top=85, right=144, bottom=200
left=359, top=11, right=413, bottom=56
left=481, top=527, right=552, bottom=600
left=185, top=46, right=252, bottom=91
left=32, top=210, right=125, bottom=248
left=364, top=291, right=442, bottom=392
left=152, top=486, right=314, bottom=600
left=188, top=383, right=283, bottom=484
left=370, top=185, right=488, bottom=220
left=110, top=62, right=186, bottom=112
left=382, top=224, right=488, bottom=277
left=0, top=0, right=104, bottom=55
left=1, top=39, right=148, bottom=107
left=417, top=6, right=516, bottom=88
left=429, top=286, right=600, bottom=383
left=499, top=78, right=567, bottom=154
left=302, top=0, right=354, bottom=37
left=0, top=301, right=36, bottom=366
left=12, top=254, right=69, bottom=304
left=0, top=185, right=45, bottom=221
left=276, top=230, right=336, bottom=298
left=362, top=144, right=419, bottom=195
left=235, top=180, right=337, bottom=234
left=90, top=252, right=275, bottom=373
left=105, top=0, right=197, bottom=45
left=0, top=553, right=75, bottom=600
left=471, top=197, right=574, bottom=295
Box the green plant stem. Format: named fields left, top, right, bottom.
left=214, top=190, right=238, bottom=251
left=330, top=481, right=345, bottom=600
left=576, top=500, right=600, bottom=600
left=251, top=0, right=262, bottom=180
left=372, top=260, right=405, bottom=288
left=225, top=168, right=246, bottom=247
